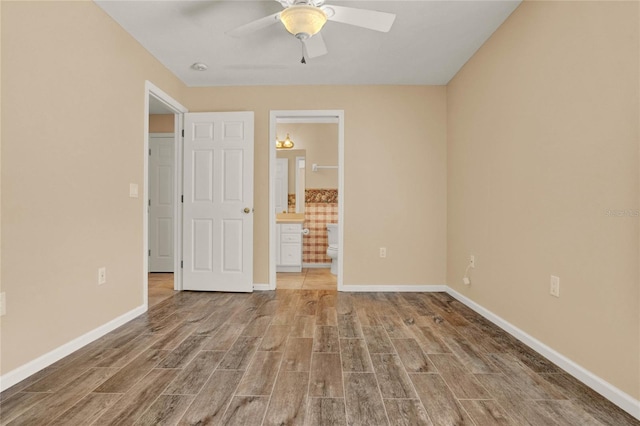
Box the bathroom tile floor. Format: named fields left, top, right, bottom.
left=1, top=289, right=637, bottom=425
left=277, top=267, right=337, bottom=290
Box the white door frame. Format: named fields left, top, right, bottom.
left=269, top=110, right=345, bottom=291
left=144, top=81, right=188, bottom=305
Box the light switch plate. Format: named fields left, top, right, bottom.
left=129, top=183, right=139, bottom=198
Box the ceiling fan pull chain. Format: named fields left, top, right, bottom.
left=300, top=40, right=306, bottom=64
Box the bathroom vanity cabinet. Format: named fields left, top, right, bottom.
left=276, top=222, right=303, bottom=272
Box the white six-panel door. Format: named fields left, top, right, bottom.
left=149, top=134, right=174, bottom=272
left=182, top=112, right=254, bottom=292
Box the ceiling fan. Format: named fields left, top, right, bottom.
left=226, top=0, right=396, bottom=62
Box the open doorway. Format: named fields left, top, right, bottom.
left=269, top=111, right=345, bottom=291
left=144, top=82, right=187, bottom=307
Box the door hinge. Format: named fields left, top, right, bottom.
left=148, top=249, right=151, bottom=256
left=149, top=148, right=151, bottom=156
left=181, top=195, right=184, bottom=203
left=148, top=199, right=151, bottom=206
left=181, top=129, right=184, bottom=137
left=180, top=260, right=183, bottom=269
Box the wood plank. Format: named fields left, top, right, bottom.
left=313, top=326, right=340, bottom=353
left=362, top=326, right=394, bottom=354
left=487, top=353, right=565, bottom=400
left=157, top=334, right=209, bottom=369
left=534, top=400, right=603, bottom=426
left=263, top=371, right=309, bottom=426
left=343, top=372, right=388, bottom=426
left=474, top=373, right=562, bottom=426
left=370, top=354, right=416, bottom=399
left=291, top=315, right=316, bottom=338
left=217, top=336, right=261, bottom=370
left=93, top=369, right=178, bottom=426
left=134, top=395, right=195, bottom=426
left=163, top=350, right=225, bottom=395
left=5, top=368, right=117, bottom=426
left=0, top=392, right=55, bottom=425
left=408, top=325, right=450, bottom=354
left=428, top=353, right=491, bottom=399
left=219, top=396, right=270, bottom=426
left=392, top=339, right=436, bottom=373
left=383, top=399, right=433, bottom=426
left=236, top=351, right=283, bottom=396
left=201, top=322, right=244, bottom=351
left=46, top=393, right=121, bottom=425
left=305, top=398, right=347, bottom=426
left=94, top=349, right=168, bottom=393
left=282, top=338, right=313, bottom=372
left=150, top=323, right=198, bottom=351
left=338, top=314, right=364, bottom=338
left=259, top=324, right=291, bottom=352
left=459, top=399, right=516, bottom=426
left=309, top=353, right=344, bottom=398
left=242, top=314, right=273, bottom=337
left=340, top=339, right=373, bottom=372
left=177, top=370, right=243, bottom=425
left=539, top=373, right=640, bottom=426
left=409, top=373, right=474, bottom=426
left=316, top=306, right=338, bottom=326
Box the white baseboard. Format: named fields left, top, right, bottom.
left=253, top=283, right=272, bottom=291
left=341, top=284, right=447, bottom=292
left=0, top=304, right=146, bottom=392
left=446, top=287, right=640, bottom=420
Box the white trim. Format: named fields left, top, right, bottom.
left=446, top=287, right=640, bottom=420
left=253, top=283, right=271, bottom=291
left=341, top=284, right=448, bottom=293
left=0, top=305, right=146, bottom=392
left=144, top=81, right=188, bottom=294
left=303, top=263, right=331, bottom=268
left=269, top=110, right=345, bottom=293
left=276, top=116, right=339, bottom=124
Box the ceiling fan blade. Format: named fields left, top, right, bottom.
left=226, top=12, right=281, bottom=38
left=303, top=33, right=328, bottom=58
left=323, top=5, right=396, bottom=32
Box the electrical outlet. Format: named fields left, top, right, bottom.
left=469, top=255, right=475, bottom=268
left=0, top=292, right=6, bottom=316
left=98, top=267, right=107, bottom=285
left=463, top=277, right=471, bottom=285
left=379, top=247, right=387, bottom=258
left=129, top=183, right=139, bottom=198
left=550, top=275, right=560, bottom=297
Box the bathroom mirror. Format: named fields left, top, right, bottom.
left=276, top=148, right=306, bottom=213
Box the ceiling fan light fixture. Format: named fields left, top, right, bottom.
left=280, top=5, right=327, bottom=38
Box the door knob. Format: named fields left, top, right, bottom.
left=243, top=208, right=251, bottom=214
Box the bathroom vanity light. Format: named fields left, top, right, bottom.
left=276, top=133, right=295, bottom=149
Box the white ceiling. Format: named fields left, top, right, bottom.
left=96, top=0, right=521, bottom=87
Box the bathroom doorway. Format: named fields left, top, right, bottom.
left=269, top=111, right=345, bottom=291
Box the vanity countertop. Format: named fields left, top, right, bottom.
left=276, top=213, right=305, bottom=223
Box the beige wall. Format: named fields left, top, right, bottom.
left=1, top=1, right=186, bottom=374
left=447, top=0, right=639, bottom=399
left=149, top=114, right=175, bottom=133
left=277, top=123, right=339, bottom=190
left=185, top=86, right=448, bottom=286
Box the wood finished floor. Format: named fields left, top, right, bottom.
left=1, top=289, right=637, bottom=426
